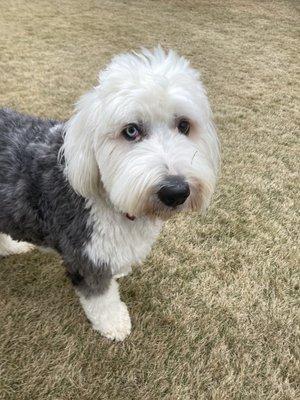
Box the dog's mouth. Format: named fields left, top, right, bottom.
left=123, top=193, right=185, bottom=222
left=124, top=207, right=180, bottom=222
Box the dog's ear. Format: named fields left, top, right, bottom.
left=62, top=90, right=101, bottom=198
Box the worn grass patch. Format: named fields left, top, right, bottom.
left=0, top=1, right=299, bottom=399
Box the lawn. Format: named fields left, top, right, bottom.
left=0, top=1, right=299, bottom=399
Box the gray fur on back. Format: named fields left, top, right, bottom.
left=0, top=108, right=111, bottom=296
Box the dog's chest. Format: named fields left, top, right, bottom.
left=84, top=202, right=162, bottom=276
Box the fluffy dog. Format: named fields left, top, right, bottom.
left=0, top=47, right=219, bottom=341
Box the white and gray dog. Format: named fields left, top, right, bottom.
left=0, top=48, right=219, bottom=341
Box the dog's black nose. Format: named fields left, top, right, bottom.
left=157, top=176, right=190, bottom=207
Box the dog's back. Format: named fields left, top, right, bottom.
left=0, top=109, right=71, bottom=247
left=0, top=108, right=59, bottom=183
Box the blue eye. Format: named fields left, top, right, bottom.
left=122, top=124, right=141, bottom=141
left=177, top=119, right=190, bottom=135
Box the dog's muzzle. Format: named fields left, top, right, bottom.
left=157, top=175, right=190, bottom=207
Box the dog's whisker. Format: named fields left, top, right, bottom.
left=191, top=150, right=199, bottom=165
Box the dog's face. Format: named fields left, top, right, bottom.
left=63, top=48, right=219, bottom=219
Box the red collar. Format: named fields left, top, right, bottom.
left=125, top=213, right=136, bottom=221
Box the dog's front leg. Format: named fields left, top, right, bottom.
left=78, top=278, right=131, bottom=341
left=66, top=263, right=131, bottom=341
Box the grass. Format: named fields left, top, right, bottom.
left=0, top=0, right=299, bottom=399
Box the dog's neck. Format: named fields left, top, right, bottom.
left=84, top=195, right=163, bottom=276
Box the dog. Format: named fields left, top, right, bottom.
left=0, top=47, right=219, bottom=341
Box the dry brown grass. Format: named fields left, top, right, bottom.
left=0, top=1, right=299, bottom=399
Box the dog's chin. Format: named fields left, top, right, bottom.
left=116, top=200, right=185, bottom=221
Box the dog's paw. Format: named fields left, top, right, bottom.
left=0, top=235, right=35, bottom=257
left=10, top=241, right=35, bottom=254
left=92, top=301, right=132, bottom=341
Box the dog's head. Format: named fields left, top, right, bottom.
left=63, top=47, right=220, bottom=219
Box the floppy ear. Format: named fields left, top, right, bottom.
left=62, top=89, right=102, bottom=198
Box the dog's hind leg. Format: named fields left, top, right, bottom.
left=0, top=234, right=34, bottom=257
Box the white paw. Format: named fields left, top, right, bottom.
left=11, top=241, right=35, bottom=254
left=0, top=235, right=34, bottom=256
left=92, top=301, right=132, bottom=341
left=78, top=280, right=131, bottom=342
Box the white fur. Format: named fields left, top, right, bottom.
left=78, top=279, right=131, bottom=341
left=61, top=47, right=220, bottom=341
left=85, top=198, right=162, bottom=277
left=62, top=47, right=219, bottom=216
left=0, top=234, right=34, bottom=256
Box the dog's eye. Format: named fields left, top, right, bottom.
left=122, top=124, right=141, bottom=141
left=177, top=119, right=190, bottom=135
